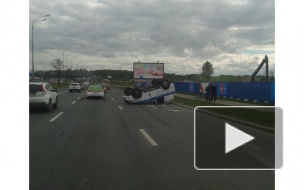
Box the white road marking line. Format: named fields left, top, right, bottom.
left=149, top=105, right=157, bottom=109
left=77, top=97, right=80, bottom=99
left=112, top=93, right=125, bottom=103
left=49, top=112, right=64, bottom=122
left=72, top=101, right=76, bottom=104
left=111, top=98, right=114, bottom=100
left=57, top=91, right=68, bottom=95
left=118, top=106, right=123, bottom=110
left=139, top=129, right=158, bottom=146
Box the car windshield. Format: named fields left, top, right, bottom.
left=70, top=83, right=79, bottom=86
left=29, top=84, right=41, bottom=93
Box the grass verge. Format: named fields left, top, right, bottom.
left=173, top=96, right=275, bottom=128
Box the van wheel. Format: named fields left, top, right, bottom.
left=161, top=79, right=170, bottom=90
left=132, top=88, right=142, bottom=99
left=124, top=87, right=133, bottom=96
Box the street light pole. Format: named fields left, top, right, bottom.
left=63, top=45, right=72, bottom=69
left=31, top=14, right=50, bottom=79
left=62, top=46, right=72, bottom=82
left=70, top=55, right=78, bottom=69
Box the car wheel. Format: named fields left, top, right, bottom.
left=124, top=87, right=133, bottom=96
left=53, top=97, right=58, bottom=109
left=132, top=88, right=142, bottom=99
left=47, top=99, right=52, bottom=112
left=161, top=79, right=170, bottom=90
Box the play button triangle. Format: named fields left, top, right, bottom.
left=225, top=123, right=255, bottom=154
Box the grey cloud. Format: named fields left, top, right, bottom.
left=29, top=0, right=275, bottom=75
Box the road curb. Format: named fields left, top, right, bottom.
left=171, top=102, right=274, bottom=134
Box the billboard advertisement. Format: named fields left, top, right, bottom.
left=133, top=62, right=164, bottom=79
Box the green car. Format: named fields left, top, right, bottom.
left=86, top=85, right=105, bottom=99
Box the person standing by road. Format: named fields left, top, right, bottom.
left=210, top=84, right=217, bottom=102
left=205, top=84, right=211, bottom=102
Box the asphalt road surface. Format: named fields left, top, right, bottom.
left=30, top=87, right=274, bottom=190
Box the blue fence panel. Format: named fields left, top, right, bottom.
left=270, top=83, right=275, bottom=103
left=174, top=82, right=275, bottom=104
left=174, top=82, right=190, bottom=93
left=175, top=82, right=201, bottom=95
left=216, top=83, right=227, bottom=96
left=226, top=82, right=271, bottom=102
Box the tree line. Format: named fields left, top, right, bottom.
left=35, top=58, right=273, bottom=86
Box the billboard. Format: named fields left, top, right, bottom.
left=133, top=62, right=164, bottom=79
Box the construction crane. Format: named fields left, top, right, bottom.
left=251, top=55, right=269, bottom=82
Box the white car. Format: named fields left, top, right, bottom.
left=69, top=83, right=81, bottom=92
left=122, top=79, right=175, bottom=104
left=29, top=82, right=58, bottom=112
left=86, top=84, right=105, bottom=99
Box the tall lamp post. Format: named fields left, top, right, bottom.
left=70, top=55, right=78, bottom=69
left=62, top=46, right=72, bottom=81
left=31, top=14, right=50, bottom=79
left=63, top=45, right=72, bottom=69
left=70, top=55, right=78, bottom=79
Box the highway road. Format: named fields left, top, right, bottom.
left=30, top=87, right=274, bottom=190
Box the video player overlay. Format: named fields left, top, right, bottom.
left=194, top=106, right=282, bottom=170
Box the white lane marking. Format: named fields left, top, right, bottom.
left=72, top=101, right=76, bottom=104
left=168, top=109, right=182, bottom=112
left=77, top=97, right=80, bottom=99
left=139, top=129, right=158, bottom=146
left=149, top=105, right=157, bottom=109
left=136, top=111, right=192, bottom=155
left=111, top=98, right=114, bottom=100
left=118, top=106, right=123, bottom=110
left=49, top=112, right=64, bottom=122
left=57, top=91, right=68, bottom=95
left=112, top=93, right=125, bottom=103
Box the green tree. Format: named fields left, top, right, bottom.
left=201, top=61, right=214, bottom=82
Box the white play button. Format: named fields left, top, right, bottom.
left=225, top=123, right=255, bottom=154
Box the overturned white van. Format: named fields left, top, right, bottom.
left=122, top=79, right=175, bottom=104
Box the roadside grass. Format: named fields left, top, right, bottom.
left=176, top=93, right=274, bottom=106
left=174, top=96, right=226, bottom=107
left=173, top=96, right=275, bottom=128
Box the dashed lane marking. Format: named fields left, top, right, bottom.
left=149, top=105, right=157, bottom=109
left=49, top=112, right=64, bottom=122
left=118, top=106, right=123, bottom=110
left=139, top=129, right=158, bottom=146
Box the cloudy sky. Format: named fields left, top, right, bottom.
left=29, top=0, right=275, bottom=75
